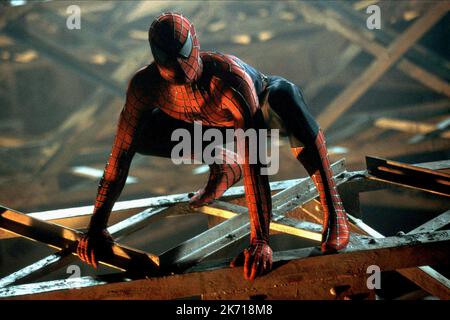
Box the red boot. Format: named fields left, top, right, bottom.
left=291, top=130, right=349, bottom=252
left=189, top=148, right=242, bottom=208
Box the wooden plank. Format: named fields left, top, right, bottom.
left=0, top=206, right=168, bottom=288
left=0, top=206, right=160, bottom=275
left=398, top=266, right=450, bottom=299
left=2, top=230, right=449, bottom=299
left=316, top=2, right=449, bottom=130
left=409, top=117, right=450, bottom=144
left=374, top=117, right=450, bottom=138
left=4, top=24, right=124, bottom=97
left=34, top=45, right=147, bottom=176
left=296, top=3, right=450, bottom=100
left=0, top=177, right=312, bottom=241
left=326, top=0, right=450, bottom=81
left=366, top=156, right=450, bottom=197
left=197, top=201, right=323, bottom=241
left=27, top=178, right=304, bottom=221
left=270, top=159, right=347, bottom=212
left=0, top=249, right=73, bottom=288
left=398, top=59, right=450, bottom=99
left=158, top=161, right=349, bottom=270
left=348, top=209, right=450, bottom=299
left=415, top=160, right=450, bottom=172
left=409, top=210, right=450, bottom=234
left=345, top=138, right=450, bottom=166
left=299, top=163, right=450, bottom=301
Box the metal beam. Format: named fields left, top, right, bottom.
left=2, top=230, right=449, bottom=299
left=158, top=201, right=251, bottom=271
left=106, top=207, right=168, bottom=239
left=273, top=170, right=361, bottom=215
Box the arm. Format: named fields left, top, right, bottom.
left=77, top=70, right=152, bottom=266
left=88, top=92, right=145, bottom=231
left=221, top=72, right=273, bottom=280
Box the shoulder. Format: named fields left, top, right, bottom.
left=200, top=51, right=250, bottom=84
left=126, top=63, right=162, bottom=103
left=201, top=52, right=259, bottom=119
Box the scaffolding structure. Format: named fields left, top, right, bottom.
left=0, top=0, right=449, bottom=300
left=0, top=157, right=449, bottom=300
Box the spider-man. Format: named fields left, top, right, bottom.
left=77, top=12, right=350, bottom=280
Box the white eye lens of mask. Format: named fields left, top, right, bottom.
left=179, top=30, right=193, bottom=59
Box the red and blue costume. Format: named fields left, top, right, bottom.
left=77, top=13, right=350, bottom=280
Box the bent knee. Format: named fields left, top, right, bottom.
left=266, top=77, right=319, bottom=140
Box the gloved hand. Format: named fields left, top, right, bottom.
left=76, top=228, right=113, bottom=268
left=230, top=240, right=273, bottom=280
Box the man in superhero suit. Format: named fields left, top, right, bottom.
left=77, top=12, right=350, bottom=280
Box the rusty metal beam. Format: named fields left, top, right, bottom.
left=2, top=230, right=449, bottom=299
left=197, top=164, right=361, bottom=240
left=0, top=168, right=398, bottom=241
left=271, top=160, right=346, bottom=210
